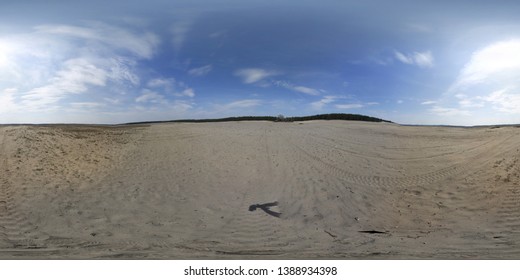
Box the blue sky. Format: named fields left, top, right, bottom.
left=1, top=0, right=520, bottom=125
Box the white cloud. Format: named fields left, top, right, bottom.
left=234, top=68, right=280, bottom=84
left=0, top=88, right=19, bottom=113
left=413, top=52, right=434, bottom=68
left=171, top=100, right=194, bottom=111
left=223, top=99, right=262, bottom=109
left=274, top=81, right=321, bottom=95
left=146, top=77, right=195, bottom=98
left=70, top=102, right=104, bottom=109
left=421, top=100, right=437, bottom=105
left=148, top=78, right=175, bottom=88
left=335, top=103, right=363, bottom=109
left=397, top=100, right=404, bottom=104
left=209, top=30, right=226, bottom=39
left=22, top=58, right=109, bottom=110
left=311, top=96, right=338, bottom=110
left=171, top=21, right=190, bottom=53
left=0, top=36, right=56, bottom=85
left=291, top=86, right=320, bottom=96
left=481, top=88, right=520, bottom=113
left=36, top=23, right=159, bottom=59
left=0, top=22, right=162, bottom=120
left=188, top=64, right=213, bottom=76
left=451, top=39, right=520, bottom=90
left=103, top=97, right=120, bottom=104
left=395, top=50, right=434, bottom=68
left=109, top=57, right=140, bottom=86
left=199, top=99, right=263, bottom=117
left=395, top=51, right=413, bottom=64
left=310, top=96, right=375, bottom=111
left=429, top=106, right=470, bottom=116
left=455, top=94, right=484, bottom=108
left=445, top=39, right=520, bottom=116
left=180, top=88, right=195, bottom=98
left=0, top=41, right=14, bottom=69
left=135, top=89, right=165, bottom=104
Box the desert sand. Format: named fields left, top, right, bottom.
left=0, top=120, right=519, bottom=259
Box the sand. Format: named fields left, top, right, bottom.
left=0, top=120, right=519, bottom=259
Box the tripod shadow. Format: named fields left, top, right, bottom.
left=248, top=201, right=281, bottom=218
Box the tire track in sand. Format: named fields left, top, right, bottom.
left=276, top=126, right=520, bottom=258
left=50, top=125, right=214, bottom=258
left=287, top=132, right=515, bottom=190
left=486, top=146, right=520, bottom=258
left=32, top=125, right=153, bottom=257
left=0, top=129, right=47, bottom=250
left=181, top=126, right=302, bottom=258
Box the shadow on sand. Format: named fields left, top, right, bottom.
left=248, top=201, right=281, bottom=218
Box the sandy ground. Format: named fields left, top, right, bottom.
left=1, top=120, right=520, bottom=259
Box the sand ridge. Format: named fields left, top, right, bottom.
left=0, top=121, right=520, bottom=259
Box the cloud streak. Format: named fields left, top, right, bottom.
left=275, top=81, right=321, bottom=96
left=335, top=103, right=363, bottom=109
left=310, top=96, right=376, bottom=111
left=146, top=77, right=195, bottom=98
left=22, top=58, right=109, bottom=110
left=136, top=89, right=166, bottom=104
left=481, top=88, right=520, bottom=113
left=0, top=21, right=166, bottom=118
left=311, top=96, right=338, bottom=110
left=188, top=64, right=213, bottom=76
left=442, top=39, right=520, bottom=117
left=395, top=50, right=434, bottom=68
left=222, top=99, right=262, bottom=109
left=429, top=106, right=470, bottom=117
left=171, top=21, right=191, bottom=53
left=36, top=22, right=160, bottom=59
left=234, top=68, right=280, bottom=84
left=0, top=88, right=19, bottom=114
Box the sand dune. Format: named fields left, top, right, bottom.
left=1, top=121, right=520, bottom=259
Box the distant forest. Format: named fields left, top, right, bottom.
left=126, top=113, right=391, bottom=124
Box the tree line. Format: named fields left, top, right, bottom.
left=125, top=113, right=391, bottom=125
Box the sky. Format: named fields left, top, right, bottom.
left=1, top=0, right=520, bottom=125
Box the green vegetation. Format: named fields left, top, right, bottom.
left=282, top=113, right=390, bottom=123
left=125, top=113, right=391, bottom=125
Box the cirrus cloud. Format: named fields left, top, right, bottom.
left=234, top=68, right=280, bottom=84
left=35, top=22, right=160, bottom=59
left=1, top=22, right=161, bottom=117
left=335, top=103, right=364, bottom=109
left=394, top=50, right=434, bottom=68
left=274, top=80, right=322, bottom=96
left=310, top=95, right=338, bottom=110
left=146, top=77, right=195, bottom=98
left=135, top=89, right=165, bottom=104
left=188, top=64, right=213, bottom=76
left=445, top=39, right=520, bottom=115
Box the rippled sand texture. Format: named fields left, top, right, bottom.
left=1, top=121, right=520, bottom=259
